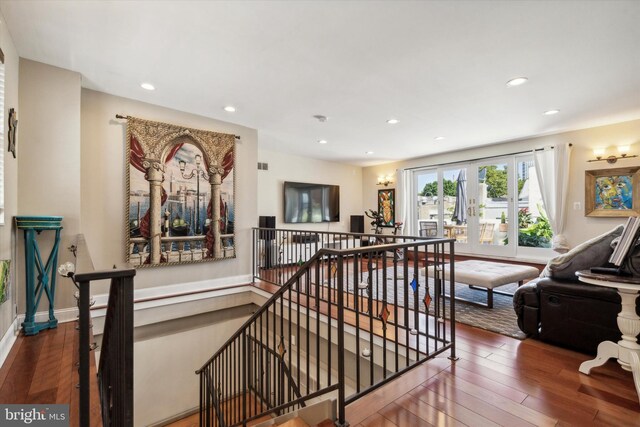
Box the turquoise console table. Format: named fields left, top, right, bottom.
left=15, top=216, right=63, bottom=335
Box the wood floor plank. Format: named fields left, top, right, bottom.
left=393, top=392, right=467, bottom=426
left=359, top=412, right=398, bottom=427
left=421, top=380, right=535, bottom=427
left=56, top=322, right=77, bottom=405
left=29, top=324, right=67, bottom=396
left=408, top=384, right=500, bottom=427
left=593, top=407, right=640, bottom=427
left=378, top=402, right=433, bottom=427
left=448, top=364, right=529, bottom=403
left=0, top=331, right=46, bottom=403
left=0, top=329, right=22, bottom=390
left=451, top=358, right=612, bottom=419
left=425, top=371, right=558, bottom=427
left=521, top=394, right=599, bottom=426
left=345, top=357, right=451, bottom=425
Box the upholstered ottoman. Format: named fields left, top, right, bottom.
left=424, top=260, right=540, bottom=308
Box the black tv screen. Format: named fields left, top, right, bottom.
left=284, top=182, right=340, bottom=223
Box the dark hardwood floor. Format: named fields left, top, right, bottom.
left=2, top=301, right=639, bottom=426
left=346, top=323, right=640, bottom=427
left=0, top=322, right=102, bottom=427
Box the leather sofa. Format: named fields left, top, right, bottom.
left=513, top=224, right=640, bottom=355
left=514, top=277, right=623, bottom=354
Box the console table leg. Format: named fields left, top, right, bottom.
left=579, top=341, right=619, bottom=375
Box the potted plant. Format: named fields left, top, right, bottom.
left=499, top=212, right=508, bottom=232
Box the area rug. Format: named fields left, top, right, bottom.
left=349, top=267, right=527, bottom=339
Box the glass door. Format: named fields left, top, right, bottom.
left=415, top=169, right=440, bottom=237
left=441, top=166, right=471, bottom=251
left=414, top=166, right=472, bottom=252
left=467, top=158, right=515, bottom=256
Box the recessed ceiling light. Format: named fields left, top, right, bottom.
left=434, top=136, right=445, bottom=141
left=365, top=151, right=374, bottom=155
left=223, top=106, right=236, bottom=113
left=318, top=139, right=328, bottom=144
left=543, top=109, right=560, bottom=115
left=506, top=77, right=528, bottom=87
left=140, top=82, right=155, bottom=91
left=386, top=119, right=399, bottom=124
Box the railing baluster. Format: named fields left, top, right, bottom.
left=354, top=252, right=361, bottom=394
left=336, top=254, right=347, bottom=427
left=382, top=251, right=388, bottom=379
left=205, top=230, right=456, bottom=427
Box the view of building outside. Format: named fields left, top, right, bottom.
left=415, top=158, right=552, bottom=249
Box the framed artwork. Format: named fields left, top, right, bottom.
left=0, top=259, right=9, bottom=305
left=8, top=108, right=16, bottom=159
left=125, top=116, right=236, bottom=267
left=585, top=167, right=640, bottom=217
left=378, top=189, right=395, bottom=227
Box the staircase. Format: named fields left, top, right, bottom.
left=196, top=229, right=457, bottom=426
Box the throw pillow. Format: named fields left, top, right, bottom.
left=542, top=225, right=624, bottom=281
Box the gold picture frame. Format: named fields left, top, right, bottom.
left=585, top=167, right=640, bottom=217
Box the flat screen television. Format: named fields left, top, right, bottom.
left=284, top=181, right=340, bottom=223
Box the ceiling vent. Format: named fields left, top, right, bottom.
left=257, top=162, right=269, bottom=171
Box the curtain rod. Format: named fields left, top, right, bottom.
left=402, top=143, right=572, bottom=171
left=115, top=114, right=241, bottom=139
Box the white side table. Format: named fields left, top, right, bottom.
left=576, top=270, right=640, bottom=404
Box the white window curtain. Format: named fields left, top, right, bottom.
left=534, top=143, right=572, bottom=253
left=396, top=168, right=415, bottom=236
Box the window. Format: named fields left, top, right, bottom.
left=517, top=155, right=553, bottom=250
left=412, top=152, right=553, bottom=259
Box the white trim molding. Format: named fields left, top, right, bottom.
left=92, top=274, right=253, bottom=308
left=16, top=306, right=79, bottom=326
left=0, top=318, right=18, bottom=369
left=91, top=275, right=256, bottom=333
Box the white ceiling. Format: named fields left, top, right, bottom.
left=2, top=1, right=640, bottom=166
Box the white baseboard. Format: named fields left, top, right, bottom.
left=0, top=318, right=18, bottom=369
left=16, top=307, right=79, bottom=326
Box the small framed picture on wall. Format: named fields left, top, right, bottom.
left=585, top=167, right=640, bottom=217
left=378, top=189, right=395, bottom=227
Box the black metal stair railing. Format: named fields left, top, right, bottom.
left=65, top=235, right=136, bottom=427
left=198, top=230, right=456, bottom=427
left=246, top=335, right=304, bottom=412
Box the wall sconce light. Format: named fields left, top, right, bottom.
left=376, top=175, right=393, bottom=186
left=588, top=145, right=637, bottom=164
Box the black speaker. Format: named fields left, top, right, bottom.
left=350, top=215, right=365, bottom=233
left=259, top=215, right=276, bottom=240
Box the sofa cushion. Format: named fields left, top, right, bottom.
left=542, top=225, right=623, bottom=281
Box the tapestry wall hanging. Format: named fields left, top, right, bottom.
left=125, top=116, right=236, bottom=267
left=585, top=166, right=640, bottom=217
left=377, top=189, right=395, bottom=227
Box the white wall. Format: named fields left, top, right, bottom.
left=81, top=89, right=258, bottom=294
left=363, top=119, right=640, bottom=251
left=130, top=306, right=252, bottom=426
left=257, top=149, right=363, bottom=232
left=0, top=11, right=19, bottom=346
left=17, top=59, right=81, bottom=313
